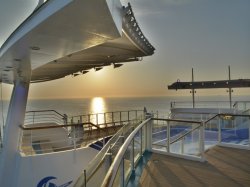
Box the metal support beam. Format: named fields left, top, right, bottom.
left=0, top=79, right=30, bottom=186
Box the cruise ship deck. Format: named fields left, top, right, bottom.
left=140, top=146, right=250, bottom=187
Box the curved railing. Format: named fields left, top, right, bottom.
left=98, top=113, right=250, bottom=187
left=101, top=118, right=150, bottom=187
left=122, top=3, right=155, bottom=55
left=74, top=115, right=145, bottom=187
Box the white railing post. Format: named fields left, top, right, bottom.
left=146, top=119, right=152, bottom=151
left=131, top=137, right=135, bottom=173
left=30, top=130, right=33, bottom=152
left=218, top=118, right=221, bottom=144
left=181, top=138, right=184, bottom=154
left=249, top=121, right=250, bottom=149
left=167, top=121, right=170, bottom=153
left=96, top=114, right=98, bottom=125
left=199, top=122, right=205, bottom=160
left=140, top=128, right=143, bottom=156
left=73, top=126, right=76, bottom=150
left=120, top=136, right=125, bottom=187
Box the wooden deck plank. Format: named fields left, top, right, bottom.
left=139, top=146, right=250, bottom=187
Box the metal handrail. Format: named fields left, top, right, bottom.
left=94, top=112, right=250, bottom=186
left=74, top=116, right=144, bottom=187
left=101, top=116, right=204, bottom=187
left=20, top=122, right=95, bottom=130
left=152, top=117, right=201, bottom=124
left=101, top=118, right=150, bottom=187
left=26, top=110, right=64, bottom=117
left=170, top=100, right=235, bottom=109
left=204, top=113, right=250, bottom=124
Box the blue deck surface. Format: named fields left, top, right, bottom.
left=126, top=151, right=152, bottom=187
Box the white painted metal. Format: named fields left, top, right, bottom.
left=0, top=1, right=154, bottom=84
left=0, top=0, right=124, bottom=83
left=16, top=147, right=98, bottom=187
left=0, top=79, right=31, bottom=187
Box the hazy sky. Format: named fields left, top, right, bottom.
left=0, top=0, right=249, bottom=99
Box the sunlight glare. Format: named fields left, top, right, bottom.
left=91, top=97, right=105, bottom=113
left=91, top=97, right=106, bottom=125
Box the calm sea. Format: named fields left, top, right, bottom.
left=0, top=95, right=249, bottom=128
left=26, top=95, right=250, bottom=117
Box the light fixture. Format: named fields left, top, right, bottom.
left=220, top=115, right=234, bottom=121
left=81, top=71, right=88, bottom=74
left=73, top=73, right=80, bottom=77
left=14, top=59, right=21, bottom=62
left=113, top=63, right=123, bottom=68
left=95, top=67, right=102, bottom=71
left=30, top=46, right=40, bottom=50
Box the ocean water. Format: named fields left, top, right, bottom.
left=0, top=95, right=249, bottom=124
left=25, top=95, right=250, bottom=117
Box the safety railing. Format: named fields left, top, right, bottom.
left=100, top=118, right=150, bottom=187
left=19, top=122, right=113, bottom=155
left=87, top=113, right=250, bottom=187
left=151, top=118, right=205, bottom=160
left=207, top=113, right=250, bottom=149
left=25, top=110, right=66, bottom=126
left=233, top=101, right=250, bottom=113
left=74, top=114, right=145, bottom=187
left=21, top=110, right=144, bottom=155
left=68, top=110, right=144, bottom=129
left=170, top=100, right=235, bottom=109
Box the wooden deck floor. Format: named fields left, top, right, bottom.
left=139, top=146, right=250, bottom=187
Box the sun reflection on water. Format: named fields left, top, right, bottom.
left=90, top=97, right=106, bottom=125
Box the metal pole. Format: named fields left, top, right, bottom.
left=199, top=122, right=205, bottom=160
left=120, top=136, right=125, bottom=187
left=167, top=121, right=170, bottom=153
left=218, top=118, right=221, bottom=144
left=228, top=66, right=232, bottom=109
left=192, top=68, right=195, bottom=108
left=131, top=137, right=135, bottom=172
left=84, top=169, right=87, bottom=187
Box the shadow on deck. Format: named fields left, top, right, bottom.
left=139, top=146, right=250, bottom=187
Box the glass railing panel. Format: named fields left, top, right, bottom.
left=182, top=128, right=200, bottom=156
left=169, top=122, right=200, bottom=156
left=152, top=120, right=168, bottom=150
left=124, top=141, right=132, bottom=183
left=171, top=101, right=232, bottom=109
left=204, top=116, right=219, bottom=149
left=86, top=158, right=108, bottom=187
left=151, top=118, right=203, bottom=158
left=234, top=101, right=250, bottom=112
left=111, top=162, right=122, bottom=187
left=142, top=125, right=146, bottom=153
left=134, top=130, right=142, bottom=163
left=220, top=115, right=249, bottom=146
